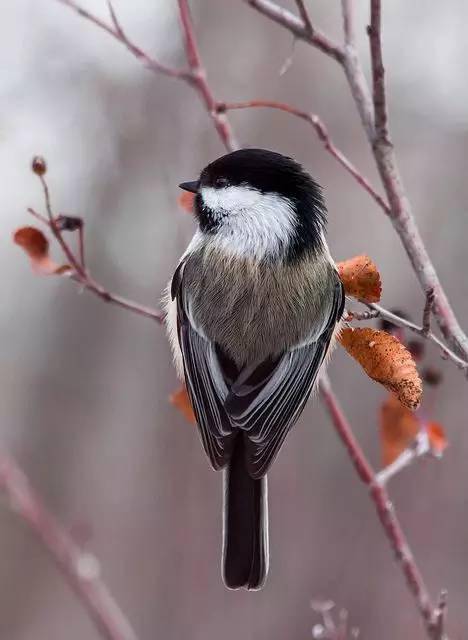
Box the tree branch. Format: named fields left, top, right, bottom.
left=294, top=0, right=313, bottom=35
left=422, top=288, right=435, bottom=336
left=368, top=0, right=390, bottom=144
left=27, top=164, right=163, bottom=324
left=319, top=374, right=441, bottom=638
left=57, top=0, right=190, bottom=79
left=0, top=451, right=139, bottom=640
left=176, top=0, right=238, bottom=150
left=217, top=100, right=390, bottom=213
left=362, top=302, right=468, bottom=373
left=56, top=0, right=238, bottom=152
left=244, top=0, right=345, bottom=62
left=341, top=0, right=356, bottom=47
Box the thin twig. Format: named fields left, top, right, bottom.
left=345, top=308, right=380, bottom=322
left=78, top=222, right=86, bottom=271
left=177, top=0, right=238, bottom=151
left=294, top=0, right=313, bottom=35
left=278, top=37, right=297, bottom=76
left=244, top=0, right=345, bottom=62
left=217, top=100, right=389, bottom=213
left=28, top=182, right=163, bottom=324
left=105, top=0, right=124, bottom=37
left=57, top=0, right=190, bottom=79
left=375, top=431, right=431, bottom=486
left=56, top=0, right=238, bottom=152
left=364, top=303, right=468, bottom=373
left=319, top=373, right=437, bottom=635
left=0, top=451, right=139, bottom=640
left=432, top=590, right=448, bottom=640
left=422, top=288, right=435, bottom=336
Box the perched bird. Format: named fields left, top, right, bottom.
left=165, top=148, right=344, bottom=590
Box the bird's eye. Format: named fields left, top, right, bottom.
left=215, top=177, right=228, bottom=188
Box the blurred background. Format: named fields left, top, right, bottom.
left=1, top=1, right=467, bottom=638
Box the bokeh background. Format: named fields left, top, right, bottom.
left=1, top=1, right=468, bottom=638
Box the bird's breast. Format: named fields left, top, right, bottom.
left=183, top=246, right=336, bottom=366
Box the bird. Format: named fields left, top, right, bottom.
left=164, top=148, right=344, bottom=590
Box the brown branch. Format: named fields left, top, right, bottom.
left=28, top=207, right=163, bottom=323
left=0, top=451, right=139, bottom=640
left=57, top=0, right=238, bottom=152
left=422, top=288, right=435, bottom=336
left=245, top=0, right=345, bottom=63
left=177, top=0, right=238, bottom=151
left=218, top=100, right=390, bottom=213
left=57, top=0, right=190, bottom=79
left=27, top=166, right=163, bottom=324
left=319, top=374, right=441, bottom=638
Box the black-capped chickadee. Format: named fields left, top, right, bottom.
left=165, top=148, right=344, bottom=590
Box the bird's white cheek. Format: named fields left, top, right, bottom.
left=201, top=186, right=296, bottom=260
left=201, top=185, right=262, bottom=212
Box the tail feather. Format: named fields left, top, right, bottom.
left=222, top=436, right=269, bottom=590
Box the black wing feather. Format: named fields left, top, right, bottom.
left=227, top=281, right=344, bottom=478
left=176, top=286, right=235, bottom=470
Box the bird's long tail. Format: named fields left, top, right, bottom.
left=222, top=436, right=269, bottom=590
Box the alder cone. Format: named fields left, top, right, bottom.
left=339, top=327, right=422, bottom=409
left=337, top=255, right=382, bottom=303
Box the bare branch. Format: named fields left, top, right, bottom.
left=176, top=0, right=238, bottom=151
left=375, top=431, right=432, bottom=486
left=364, top=303, right=468, bottom=373
left=56, top=0, right=238, bottom=152
left=319, top=373, right=436, bottom=635
left=218, top=99, right=389, bottom=213
left=422, top=288, right=435, bottom=336
left=294, top=0, right=313, bottom=35
left=0, top=451, right=139, bottom=640
left=368, top=0, right=390, bottom=144
left=27, top=170, right=163, bottom=324
left=57, top=0, right=190, bottom=79
left=278, top=37, right=297, bottom=76
left=105, top=0, right=124, bottom=38
left=345, top=308, right=380, bottom=321
left=244, top=0, right=345, bottom=63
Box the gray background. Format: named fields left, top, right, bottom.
left=1, top=1, right=467, bottom=638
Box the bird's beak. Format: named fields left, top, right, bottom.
left=178, top=180, right=199, bottom=193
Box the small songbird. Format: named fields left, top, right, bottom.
left=165, top=148, right=344, bottom=590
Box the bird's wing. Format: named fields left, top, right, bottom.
left=173, top=260, right=235, bottom=470
left=225, top=278, right=344, bottom=478
left=173, top=260, right=344, bottom=476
